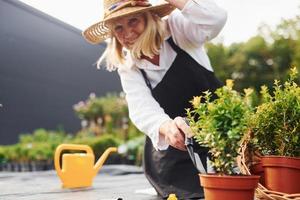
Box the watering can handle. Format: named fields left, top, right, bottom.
left=54, top=144, right=94, bottom=176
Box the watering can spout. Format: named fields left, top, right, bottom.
left=94, top=147, right=117, bottom=173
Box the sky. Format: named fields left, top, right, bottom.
left=19, top=0, right=300, bottom=45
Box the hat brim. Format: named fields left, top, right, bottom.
left=82, top=3, right=175, bottom=44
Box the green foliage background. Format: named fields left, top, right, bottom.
left=208, top=16, right=300, bottom=92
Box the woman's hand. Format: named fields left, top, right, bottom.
left=163, top=0, right=188, bottom=10
left=159, top=117, right=193, bottom=151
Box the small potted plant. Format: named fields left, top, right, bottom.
left=186, top=80, right=260, bottom=200
left=251, top=67, right=300, bottom=194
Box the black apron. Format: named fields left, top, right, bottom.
left=140, top=37, right=222, bottom=199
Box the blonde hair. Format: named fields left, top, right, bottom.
left=97, top=11, right=165, bottom=71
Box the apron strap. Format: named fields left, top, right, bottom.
left=166, top=37, right=184, bottom=54
left=140, top=69, right=153, bottom=91
left=139, top=37, right=181, bottom=91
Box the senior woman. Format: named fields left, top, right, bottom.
left=83, top=0, right=227, bottom=198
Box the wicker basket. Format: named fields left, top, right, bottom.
left=237, top=133, right=300, bottom=200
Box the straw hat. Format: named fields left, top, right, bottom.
left=82, top=0, right=175, bottom=44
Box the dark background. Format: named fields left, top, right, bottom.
left=0, top=0, right=122, bottom=144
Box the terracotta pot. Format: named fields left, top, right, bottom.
left=262, top=156, right=300, bottom=194
left=200, top=174, right=260, bottom=200
left=250, top=162, right=265, bottom=185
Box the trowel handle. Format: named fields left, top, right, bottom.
left=54, top=144, right=94, bottom=175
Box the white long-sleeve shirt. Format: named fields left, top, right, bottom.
left=117, top=0, right=227, bottom=150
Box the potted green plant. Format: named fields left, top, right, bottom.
left=251, top=67, right=300, bottom=194
left=186, top=80, right=260, bottom=200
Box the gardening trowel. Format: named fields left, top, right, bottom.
left=183, top=118, right=207, bottom=174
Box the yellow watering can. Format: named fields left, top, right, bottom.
left=54, top=144, right=117, bottom=188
